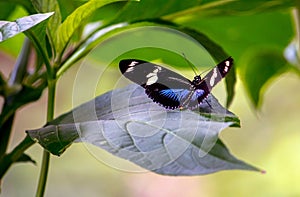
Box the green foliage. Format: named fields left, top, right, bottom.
left=31, top=0, right=62, bottom=52
left=0, top=0, right=299, bottom=196
left=0, top=2, right=16, bottom=20
left=240, top=49, right=289, bottom=108
left=53, top=0, right=133, bottom=60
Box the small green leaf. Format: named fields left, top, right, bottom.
left=16, top=153, right=36, bottom=165
left=54, top=0, right=136, bottom=58
left=31, top=0, right=62, bottom=54
left=240, top=49, right=289, bottom=108
left=0, top=12, right=54, bottom=42
left=26, top=124, right=79, bottom=156
left=24, top=19, right=49, bottom=57
left=27, top=85, right=259, bottom=175
left=24, top=13, right=55, bottom=73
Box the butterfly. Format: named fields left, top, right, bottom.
left=119, top=57, right=233, bottom=109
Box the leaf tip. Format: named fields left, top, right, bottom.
left=45, top=12, right=55, bottom=17
left=260, top=169, right=267, bottom=174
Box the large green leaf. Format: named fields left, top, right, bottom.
left=110, top=0, right=298, bottom=24
left=0, top=12, right=53, bottom=42
left=0, top=2, right=16, bottom=20
left=164, top=0, right=298, bottom=21
left=27, top=85, right=259, bottom=175
left=2, top=0, right=36, bottom=14
left=57, top=0, right=85, bottom=21
left=110, top=0, right=200, bottom=24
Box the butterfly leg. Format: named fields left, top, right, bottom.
left=198, top=98, right=212, bottom=114
left=205, top=99, right=212, bottom=109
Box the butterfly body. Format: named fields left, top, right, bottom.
left=119, top=57, right=233, bottom=109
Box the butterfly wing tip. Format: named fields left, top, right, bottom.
left=227, top=56, right=234, bottom=62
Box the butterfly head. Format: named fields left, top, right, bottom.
left=192, top=75, right=202, bottom=86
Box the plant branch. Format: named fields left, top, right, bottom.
left=0, top=38, right=31, bottom=159
left=8, top=38, right=31, bottom=86
left=0, top=135, right=35, bottom=179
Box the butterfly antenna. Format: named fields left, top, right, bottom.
left=198, top=60, right=220, bottom=76
left=181, top=53, right=199, bottom=76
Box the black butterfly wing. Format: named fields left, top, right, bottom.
left=192, top=57, right=234, bottom=105
left=119, top=57, right=234, bottom=109
left=119, top=59, right=194, bottom=109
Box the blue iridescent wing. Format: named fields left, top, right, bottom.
left=119, top=59, right=193, bottom=109
left=153, top=89, right=192, bottom=109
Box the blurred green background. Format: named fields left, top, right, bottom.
left=1, top=4, right=300, bottom=197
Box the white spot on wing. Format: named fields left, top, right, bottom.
left=224, top=60, right=230, bottom=72
left=126, top=67, right=134, bottom=72
left=126, top=61, right=139, bottom=72
left=146, top=66, right=161, bottom=85
left=225, top=60, right=230, bottom=67
left=129, top=61, right=139, bottom=67
left=224, top=67, right=228, bottom=72
left=210, top=68, right=218, bottom=86
left=146, top=76, right=158, bottom=85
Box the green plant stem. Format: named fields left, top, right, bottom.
left=35, top=150, right=50, bottom=197
left=0, top=115, right=14, bottom=161
left=35, top=79, right=56, bottom=197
